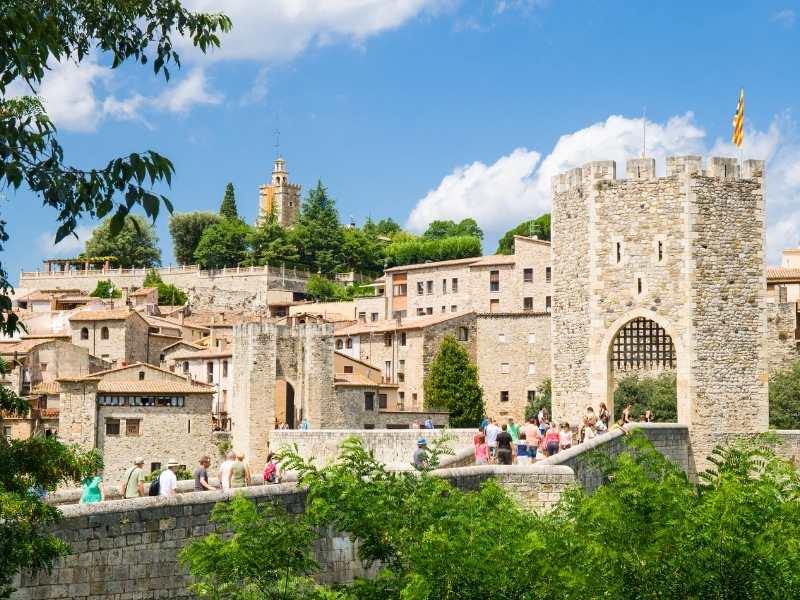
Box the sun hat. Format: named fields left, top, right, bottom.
left=417, top=438, right=427, bottom=446
left=134, top=457, right=144, bottom=465
left=166, top=459, right=179, bottom=467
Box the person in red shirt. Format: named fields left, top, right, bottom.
left=544, top=423, right=560, bottom=456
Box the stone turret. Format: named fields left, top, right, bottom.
left=550, top=155, right=767, bottom=477
left=258, top=156, right=301, bottom=228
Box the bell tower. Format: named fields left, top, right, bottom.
left=258, top=156, right=301, bottom=227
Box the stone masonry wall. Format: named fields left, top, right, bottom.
left=765, top=301, right=799, bottom=373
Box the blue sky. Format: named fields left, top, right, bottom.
left=8, top=0, right=800, bottom=285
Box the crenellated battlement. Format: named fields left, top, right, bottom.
left=551, top=156, right=766, bottom=193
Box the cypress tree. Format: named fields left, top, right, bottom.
left=219, top=182, right=238, bottom=220
left=424, top=335, right=485, bottom=427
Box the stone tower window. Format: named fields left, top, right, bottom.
left=637, top=277, right=643, bottom=295
left=100, top=326, right=109, bottom=340
left=80, top=327, right=89, bottom=340
left=616, top=242, right=622, bottom=264
left=138, top=371, right=145, bottom=380
left=658, top=240, right=664, bottom=262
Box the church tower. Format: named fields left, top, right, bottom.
left=258, top=157, right=301, bottom=227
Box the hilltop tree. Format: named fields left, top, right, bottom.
left=84, top=215, right=161, bottom=268
left=423, top=218, right=484, bottom=241
left=496, top=214, right=551, bottom=254
left=89, top=279, right=121, bottom=299
left=219, top=183, right=238, bottom=220
left=142, top=270, right=187, bottom=305
left=0, top=1, right=230, bottom=596
left=247, top=211, right=300, bottom=267
left=424, top=336, right=484, bottom=427
left=290, top=180, right=345, bottom=274
left=193, top=218, right=251, bottom=269
left=168, top=212, right=221, bottom=265
left=364, top=217, right=402, bottom=238
left=768, top=360, right=800, bottom=429
left=340, top=226, right=384, bottom=275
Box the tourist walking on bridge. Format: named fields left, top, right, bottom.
left=219, top=449, right=235, bottom=491
left=229, top=452, right=252, bottom=488
left=120, top=457, right=146, bottom=499
left=495, top=425, right=513, bottom=465
left=194, top=456, right=215, bottom=491
left=159, top=461, right=179, bottom=497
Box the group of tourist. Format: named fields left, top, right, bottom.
left=79, top=449, right=285, bottom=504
left=473, top=401, right=656, bottom=465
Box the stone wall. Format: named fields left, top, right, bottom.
left=268, top=428, right=475, bottom=471
left=765, top=301, right=799, bottom=373
left=773, top=430, right=800, bottom=466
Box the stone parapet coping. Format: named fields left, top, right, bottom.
left=432, top=463, right=575, bottom=479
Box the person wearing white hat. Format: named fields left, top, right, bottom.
left=120, top=457, right=146, bottom=499
left=159, top=460, right=180, bottom=497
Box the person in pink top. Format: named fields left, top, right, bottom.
left=474, top=434, right=489, bottom=465
left=522, top=418, right=542, bottom=459
left=544, top=423, right=560, bottom=456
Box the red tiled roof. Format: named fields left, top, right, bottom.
left=69, top=308, right=137, bottom=322
left=767, top=267, right=800, bottom=281
left=97, top=380, right=213, bottom=394
left=335, top=311, right=473, bottom=336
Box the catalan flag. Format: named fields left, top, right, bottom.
left=731, top=88, right=744, bottom=148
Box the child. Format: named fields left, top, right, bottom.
left=559, top=422, right=573, bottom=451
left=474, top=434, right=489, bottom=465
left=515, top=432, right=530, bottom=465
left=262, top=452, right=281, bottom=484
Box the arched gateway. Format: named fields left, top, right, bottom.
left=550, top=156, right=768, bottom=477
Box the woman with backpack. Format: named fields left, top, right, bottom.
left=263, top=452, right=282, bottom=484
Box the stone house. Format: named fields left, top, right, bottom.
left=476, top=313, right=552, bottom=421
left=0, top=339, right=109, bottom=440
left=129, top=286, right=158, bottom=308
left=334, top=312, right=477, bottom=411
left=57, top=362, right=216, bottom=483
left=68, top=308, right=151, bottom=366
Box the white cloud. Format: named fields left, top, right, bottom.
left=37, top=225, right=94, bottom=258
left=771, top=9, right=796, bottom=28
left=180, top=0, right=448, bottom=62
left=406, top=112, right=800, bottom=264
left=152, top=68, right=222, bottom=113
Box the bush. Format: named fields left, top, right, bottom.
left=769, top=360, right=800, bottom=428
left=524, top=378, right=551, bottom=421
left=424, top=336, right=484, bottom=427
left=613, top=371, right=677, bottom=422
left=89, top=279, right=121, bottom=299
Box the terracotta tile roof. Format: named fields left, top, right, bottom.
left=97, top=380, right=214, bottom=394
left=130, top=287, right=158, bottom=297
left=334, top=372, right=398, bottom=387
left=0, top=338, right=55, bottom=355
left=383, top=257, right=481, bottom=274
left=169, top=348, right=233, bottom=361
left=55, top=295, right=94, bottom=303
left=31, top=381, right=60, bottom=395
left=767, top=267, right=800, bottom=281
left=18, top=291, right=54, bottom=302
left=161, top=340, right=204, bottom=353
left=335, top=311, right=473, bottom=336
left=73, top=362, right=213, bottom=386
left=142, top=315, right=185, bottom=330
left=69, top=308, right=137, bottom=322
left=468, top=254, right=516, bottom=267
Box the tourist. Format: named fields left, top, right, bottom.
left=495, top=424, right=514, bottom=465
left=219, top=449, right=236, bottom=491
left=622, top=403, right=633, bottom=424
left=80, top=470, right=104, bottom=504
left=480, top=415, right=490, bottom=430
left=120, top=457, right=146, bottom=499
left=194, top=456, right=215, bottom=491
left=544, top=424, right=560, bottom=457
left=473, top=424, right=485, bottom=448
left=644, top=409, right=654, bottom=423
left=485, top=418, right=501, bottom=460
left=423, top=417, right=434, bottom=429
left=508, top=417, right=520, bottom=442
left=413, top=438, right=429, bottom=470
left=229, top=452, right=251, bottom=488
left=581, top=407, right=597, bottom=443
left=537, top=407, right=548, bottom=430
left=522, top=418, right=541, bottom=459
left=515, top=432, right=530, bottom=465
left=300, top=417, right=310, bottom=430
left=583, top=422, right=597, bottom=443
left=474, top=434, right=489, bottom=465
left=560, top=422, right=573, bottom=451
left=263, top=452, right=282, bottom=484
left=411, top=420, right=420, bottom=429
left=159, top=460, right=179, bottom=497
left=598, top=402, right=610, bottom=431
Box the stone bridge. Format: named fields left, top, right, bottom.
left=17, top=423, right=793, bottom=600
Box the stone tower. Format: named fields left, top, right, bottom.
left=258, top=157, right=301, bottom=227
left=231, top=322, right=336, bottom=469
left=550, top=156, right=767, bottom=476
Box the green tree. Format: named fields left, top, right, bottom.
left=290, top=180, right=344, bottom=274
left=524, top=377, right=551, bottom=421
left=168, top=212, right=221, bottom=265
left=383, top=235, right=481, bottom=267
left=769, top=360, right=800, bottom=428
left=339, top=226, right=384, bottom=275
left=305, top=274, right=346, bottom=302
left=193, top=219, right=251, bottom=269
left=179, top=496, right=323, bottom=600
left=247, top=213, right=300, bottom=267
left=424, top=336, right=485, bottom=427
left=89, top=279, right=121, bottom=299
left=422, top=218, right=483, bottom=241
left=496, top=213, right=551, bottom=254
left=0, top=0, right=230, bottom=337
left=219, top=182, right=238, bottom=220
left=0, top=2, right=230, bottom=596
left=363, top=217, right=402, bottom=238
left=613, top=371, right=677, bottom=422
left=142, top=269, right=187, bottom=305
left=83, top=215, right=161, bottom=268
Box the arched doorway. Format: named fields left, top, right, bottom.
left=274, top=380, right=296, bottom=428
left=606, top=315, right=679, bottom=423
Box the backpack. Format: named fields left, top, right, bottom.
left=148, top=476, right=160, bottom=497
left=263, top=462, right=277, bottom=483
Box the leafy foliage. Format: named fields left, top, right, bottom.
left=193, top=219, right=251, bottom=269
left=383, top=235, right=481, bottom=268
left=613, top=371, right=677, bottom=422
left=423, top=336, right=484, bottom=427
left=290, top=180, right=345, bottom=275
left=496, top=213, right=551, bottom=254
left=422, top=218, right=483, bottom=241
left=305, top=275, right=373, bottom=302
left=144, top=467, right=193, bottom=482
left=247, top=213, right=300, bottom=267
left=84, top=215, right=161, bottom=268
left=769, top=360, right=800, bottom=429
left=142, top=270, right=187, bottom=305
left=219, top=182, right=238, bottom=220
left=0, top=0, right=230, bottom=337
left=168, top=212, right=221, bottom=265
left=363, top=217, right=402, bottom=238
left=89, top=279, right=121, bottom=299
left=524, top=377, right=551, bottom=421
